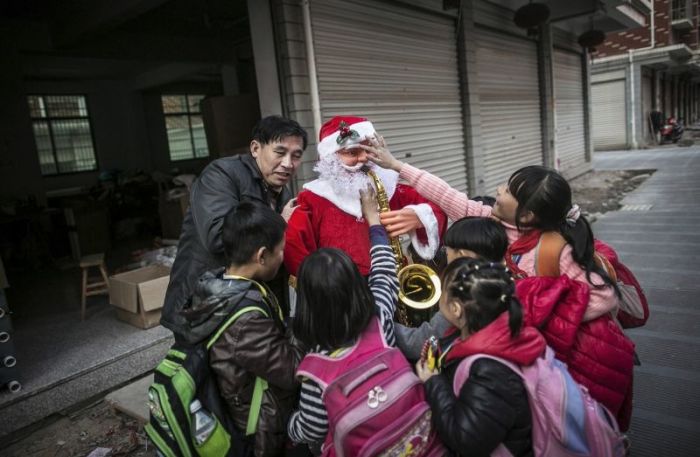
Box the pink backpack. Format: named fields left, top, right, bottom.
left=297, top=317, right=444, bottom=457
left=453, top=347, right=626, bottom=457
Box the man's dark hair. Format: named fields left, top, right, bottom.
left=293, top=248, right=374, bottom=350
left=222, top=201, right=286, bottom=266
left=251, top=115, right=308, bottom=150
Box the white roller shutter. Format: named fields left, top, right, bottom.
left=553, top=49, right=586, bottom=178
left=592, top=80, right=627, bottom=150
left=310, top=0, right=467, bottom=191
left=476, top=28, right=543, bottom=194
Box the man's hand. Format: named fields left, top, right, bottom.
left=360, top=185, right=380, bottom=226
left=281, top=198, right=298, bottom=222
left=380, top=208, right=423, bottom=238
left=360, top=134, right=404, bottom=172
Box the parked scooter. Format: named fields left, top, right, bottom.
left=659, top=117, right=684, bottom=143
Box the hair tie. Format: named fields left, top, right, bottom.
left=565, top=204, right=581, bottom=227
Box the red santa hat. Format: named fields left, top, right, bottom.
left=317, top=115, right=376, bottom=161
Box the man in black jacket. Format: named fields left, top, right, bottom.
left=161, top=115, right=308, bottom=341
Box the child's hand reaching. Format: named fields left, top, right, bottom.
left=360, top=184, right=380, bottom=226
left=415, top=359, right=438, bottom=382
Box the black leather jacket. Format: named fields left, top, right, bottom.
left=161, top=154, right=292, bottom=342
left=424, top=358, right=534, bottom=457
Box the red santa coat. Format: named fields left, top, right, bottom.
left=284, top=184, right=447, bottom=276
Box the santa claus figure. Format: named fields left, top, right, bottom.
left=284, top=116, right=447, bottom=277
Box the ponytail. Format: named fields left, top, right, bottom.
left=559, top=213, right=620, bottom=297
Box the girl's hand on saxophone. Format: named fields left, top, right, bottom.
left=360, top=184, right=381, bottom=226
left=360, top=135, right=404, bottom=172
left=380, top=209, right=423, bottom=237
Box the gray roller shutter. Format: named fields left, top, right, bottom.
left=476, top=28, right=543, bottom=194
left=310, top=0, right=467, bottom=191
left=592, top=80, right=627, bottom=150
left=553, top=49, right=586, bottom=178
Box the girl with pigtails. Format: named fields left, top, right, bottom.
left=363, top=140, right=636, bottom=431
left=417, top=258, right=545, bottom=456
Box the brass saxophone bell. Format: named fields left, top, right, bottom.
left=398, top=263, right=442, bottom=310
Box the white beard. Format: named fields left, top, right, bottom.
left=313, top=156, right=374, bottom=199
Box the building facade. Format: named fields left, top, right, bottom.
left=591, top=0, right=700, bottom=150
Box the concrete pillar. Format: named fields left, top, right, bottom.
left=625, top=60, right=644, bottom=149
left=582, top=51, right=593, bottom=162
left=247, top=0, right=283, bottom=116
left=537, top=23, right=556, bottom=168
left=0, top=36, right=45, bottom=204
left=457, top=0, right=486, bottom=196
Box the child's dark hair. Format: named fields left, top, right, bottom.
left=444, top=217, right=508, bottom=262
left=442, top=258, right=522, bottom=338
left=293, top=248, right=374, bottom=350
left=251, top=115, right=308, bottom=150
left=507, top=166, right=617, bottom=292
left=222, top=201, right=286, bottom=266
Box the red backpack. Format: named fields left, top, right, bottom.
left=296, top=317, right=444, bottom=457
left=535, top=232, right=649, bottom=328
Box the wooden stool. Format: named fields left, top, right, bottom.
left=80, top=253, right=109, bottom=320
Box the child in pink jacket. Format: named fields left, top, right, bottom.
left=361, top=138, right=619, bottom=322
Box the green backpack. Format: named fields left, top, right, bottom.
left=145, top=296, right=270, bottom=457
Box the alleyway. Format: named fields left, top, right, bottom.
left=592, top=146, right=700, bottom=456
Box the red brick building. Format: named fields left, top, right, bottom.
left=591, top=0, right=700, bottom=149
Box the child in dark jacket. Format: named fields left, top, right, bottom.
left=182, top=202, right=304, bottom=457
left=416, top=258, right=546, bottom=457
left=395, top=216, right=509, bottom=360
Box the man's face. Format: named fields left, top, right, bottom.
left=251, top=136, right=305, bottom=190
left=337, top=139, right=371, bottom=169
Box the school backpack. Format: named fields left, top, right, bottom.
left=296, top=316, right=444, bottom=457
left=453, top=347, right=627, bottom=457
left=535, top=232, right=649, bottom=329
left=145, top=295, right=269, bottom=457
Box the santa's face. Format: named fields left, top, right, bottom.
left=337, top=140, right=371, bottom=168
left=250, top=136, right=305, bottom=190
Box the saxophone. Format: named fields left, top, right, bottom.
left=365, top=168, right=441, bottom=326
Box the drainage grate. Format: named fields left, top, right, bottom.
left=621, top=204, right=653, bottom=211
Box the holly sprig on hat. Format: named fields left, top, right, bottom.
left=336, top=121, right=360, bottom=145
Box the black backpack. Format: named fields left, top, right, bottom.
left=145, top=291, right=270, bottom=457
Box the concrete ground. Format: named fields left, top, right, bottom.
left=592, top=146, right=700, bottom=456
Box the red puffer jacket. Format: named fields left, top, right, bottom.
left=516, top=276, right=635, bottom=431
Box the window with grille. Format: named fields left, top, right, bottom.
left=161, top=94, right=209, bottom=161
left=27, top=95, right=98, bottom=175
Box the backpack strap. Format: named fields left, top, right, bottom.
left=534, top=232, right=567, bottom=277
left=206, top=291, right=271, bottom=437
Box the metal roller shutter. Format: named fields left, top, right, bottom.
left=310, top=0, right=468, bottom=191
left=592, top=80, right=627, bottom=150
left=553, top=49, right=586, bottom=178
left=476, top=27, right=543, bottom=194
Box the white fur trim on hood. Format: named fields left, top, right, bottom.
left=404, top=203, right=439, bottom=260
left=317, top=121, right=376, bottom=160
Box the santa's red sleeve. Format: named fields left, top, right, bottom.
left=284, top=191, right=318, bottom=277
left=390, top=184, right=447, bottom=260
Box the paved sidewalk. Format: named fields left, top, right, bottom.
left=592, top=147, right=700, bottom=456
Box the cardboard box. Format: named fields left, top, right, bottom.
left=109, top=264, right=170, bottom=329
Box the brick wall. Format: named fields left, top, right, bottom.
left=594, top=0, right=699, bottom=57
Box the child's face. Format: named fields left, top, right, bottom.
left=445, top=247, right=479, bottom=264
left=438, top=291, right=464, bottom=331
left=492, top=183, right=518, bottom=224
left=259, top=239, right=285, bottom=281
